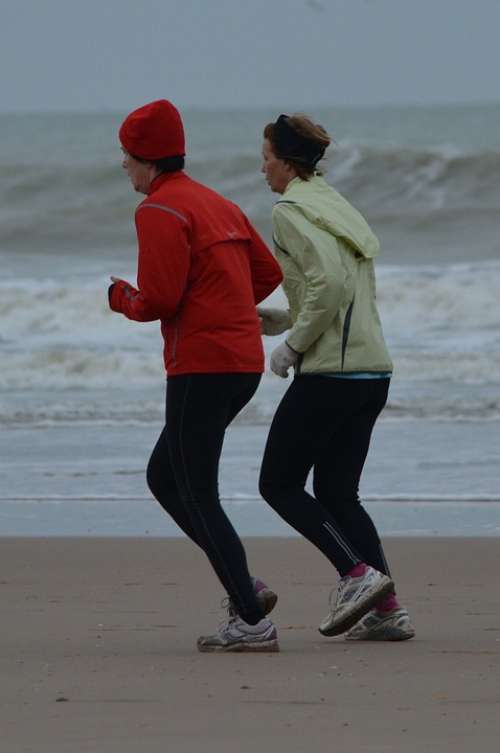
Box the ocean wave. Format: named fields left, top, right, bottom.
left=327, top=142, right=500, bottom=212
left=3, top=260, right=499, bottom=327
left=3, top=345, right=499, bottom=393
left=2, top=143, right=500, bottom=255
left=377, top=262, right=500, bottom=334
left=0, top=261, right=499, bottom=390
left=2, top=391, right=500, bottom=427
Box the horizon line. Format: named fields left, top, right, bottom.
left=1, top=98, right=499, bottom=117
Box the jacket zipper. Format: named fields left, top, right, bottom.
left=341, top=299, right=354, bottom=371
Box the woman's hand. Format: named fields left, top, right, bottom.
left=257, top=307, right=292, bottom=335
left=270, top=342, right=298, bottom=378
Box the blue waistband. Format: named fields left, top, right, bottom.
left=321, top=372, right=392, bottom=380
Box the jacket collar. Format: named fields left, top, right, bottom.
left=148, top=170, right=186, bottom=195
left=282, top=175, right=306, bottom=197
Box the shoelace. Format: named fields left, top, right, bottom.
left=198, top=599, right=241, bottom=642
left=330, top=576, right=350, bottom=607
left=220, top=596, right=238, bottom=625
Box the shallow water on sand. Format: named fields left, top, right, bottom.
left=1, top=420, right=499, bottom=537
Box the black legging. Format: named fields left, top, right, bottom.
left=259, top=376, right=391, bottom=578
left=147, top=372, right=264, bottom=625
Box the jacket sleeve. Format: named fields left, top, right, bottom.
left=109, top=206, right=190, bottom=322
left=273, top=204, right=349, bottom=354
left=243, top=216, right=283, bottom=303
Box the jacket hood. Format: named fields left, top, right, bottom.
left=277, top=175, right=380, bottom=259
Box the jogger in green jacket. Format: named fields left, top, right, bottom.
left=258, top=113, right=415, bottom=641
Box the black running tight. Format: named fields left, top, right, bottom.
left=259, top=376, right=391, bottom=578
left=146, top=373, right=264, bottom=625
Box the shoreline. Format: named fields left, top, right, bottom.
left=1, top=497, right=499, bottom=537
left=1, top=536, right=499, bottom=752
left=1, top=419, right=500, bottom=539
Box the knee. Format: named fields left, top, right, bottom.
left=259, top=472, right=296, bottom=513
left=331, top=496, right=362, bottom=526
left=258, top=471, right=277, bottom=503
left=313, top=472, right=359, bottom=504
left=146, top=457, right=160, bottom=499
left=312, top=479, right=360, bottom=515
left=146, top=452, right=172, bottom=501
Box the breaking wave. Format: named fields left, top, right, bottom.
left=2, top=143, right=500, bottom=259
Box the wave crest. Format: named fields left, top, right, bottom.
left=2, top=144, right=500, bottom=254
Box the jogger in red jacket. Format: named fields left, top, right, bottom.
left=109, top=99, right=282, bottom=652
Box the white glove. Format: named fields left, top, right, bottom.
left=257, top=307, right=292, bottom=336
left=270, top=342, right=298, bottom=378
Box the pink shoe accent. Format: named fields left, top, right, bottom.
left=346, top=563, right=368, bottom=578
left=376, top=592, right=400, bottom=613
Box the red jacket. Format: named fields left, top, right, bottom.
left=109, top=171, right=283, bottom=375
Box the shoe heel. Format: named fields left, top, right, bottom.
left=256, top=588, right=278, bottom=615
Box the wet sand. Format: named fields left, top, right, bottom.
left=1, top=537, right=499, bottom=752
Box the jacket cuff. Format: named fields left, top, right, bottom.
left=284, top=339, right=301, bottom=355
left=108, top=279, right=135, bottom=312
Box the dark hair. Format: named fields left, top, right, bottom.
left=263, top=114, right=331, bottom=180
left=131, top=154, right=185, bottom=173
left=152, top=155, right=185, bottom=173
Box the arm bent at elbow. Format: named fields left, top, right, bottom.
left=108, top=206, right=191, bottom=323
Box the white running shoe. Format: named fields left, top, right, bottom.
left=319, top=566, right=394, bottom=637
left=345, top=607, right=415, bottom=641
left=197, top=615, right=280, bottom=652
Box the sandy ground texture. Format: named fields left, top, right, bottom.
left=1, top=536, right=499, bottom=753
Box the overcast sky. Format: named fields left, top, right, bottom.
left=1, top=0, right=499, bottom=112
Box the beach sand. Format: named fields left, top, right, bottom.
left=1, top=537, right=499, bottom=752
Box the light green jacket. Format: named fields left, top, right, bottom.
left=272, top=175, right=393, bottom=374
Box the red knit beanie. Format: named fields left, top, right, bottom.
left=119, top=99, right=185, bottom=160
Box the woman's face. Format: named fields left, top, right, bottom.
left=261, top=139, right=296, bottom=194
left=121, top=150, right=156, bottom=194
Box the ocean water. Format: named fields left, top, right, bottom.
left=1, top=103, right=499, bottom=535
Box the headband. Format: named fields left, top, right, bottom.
left=272, top=114, right=325, bottom=167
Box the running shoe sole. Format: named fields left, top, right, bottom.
left=346, top=625, right=415, bottom=641
left=197, top=637, right=280, bottom=653
left=345, top=609, right=415, bottom=641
